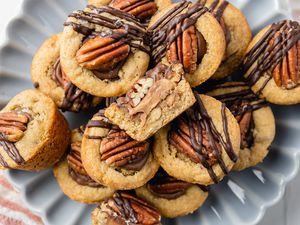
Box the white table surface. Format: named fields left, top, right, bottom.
left=0, top=1, right=299, bottom=225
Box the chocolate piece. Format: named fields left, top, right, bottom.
left=0, top=110, right=31, bottom=167
left=52, top=58, right=94, bottom=112
left=244, top=20, right=300, bottom=93
left=168, top=92, right=236, bottom=184
left=149, top=1, right=208, bottom=66
left=104, top=192, right=161, bottom=225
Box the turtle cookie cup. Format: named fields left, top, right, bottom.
left=148, top=1, right=226, bottom=87
left=207, top=82, right=275, bottom=171
left=31, top=33, right=102, bottom=112
left=60, top=5, right=151, bottom=97
left=53, top=126, right=115, bottom=204
left=81, top=110, right=160, bottom=190
left=0, top=90, right=70, bottom=171
left=243, top=20, right=300, bottom=105
left=153, top=93, right=241, bottom=185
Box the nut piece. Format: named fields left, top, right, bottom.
left=236, top=111, right=253, bottom=149
left=272, top=34, right=300, bottom=89
left=110, top=0, right=157, bottom=20
left=0, top=111, right=30, bottom=142
left=105, top=192, right=161, bottom=225
left=100, top=130, right=150, bottom=170
left=148, top=169, right=192, bottom=199
left=168, top=117, right=218, bottom=166
left=167, top=21, right=207, bottom=73
left=76, top=34, right=130, bottom=71
left=67, top=142, right=88, bottom=176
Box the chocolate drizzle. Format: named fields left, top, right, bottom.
left=65, top=5, right=149, bottom=53
left=211, top=83, right=268, bottom=149
left=149, top=1, right=208, bottom=65
left=169, top=92, right=237, bottom=183
left=52, top=58, right=94, bottom=112
left=0, top=111, right=31, bottom=168
left=244, top=20, right=300, bottom=93
left=69, top=167, right=103, bottom=188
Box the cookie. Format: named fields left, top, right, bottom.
left=148, top=1, right=226, bottom=87
left=92, top=192, right=162, bottom=225
left=87, top=0, right=170, bottom=20
left=105, top=63, right=196, bottom=141
left=201, top=0, right=252, bottom=79
left=31, top=33, right=102, bottom=112
left=243, top=20, right=300, bottom=105
left=153, top=93, right=240, bottom=185
left=0, top=90, right=70, bottom=171
left=81, top=110, right=160, bottom=190
left=60, top=5, right=150, bottom=97
left=206, top=82, right=276, bottom=171
left=53, top=127, right=115, bottom=204
left=135, top=168, right=209, bottom=218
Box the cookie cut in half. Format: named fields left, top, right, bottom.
left=31, top=33, right=102, bottom=112
left=148, top=1, right=226, bottom=87
left=154, top=93, right=240, bottom=185
left=243, top=20, right=300, bottom=105
left=81, top=110, right=160, bottom=190
left=54, top=127, right=115, bottom=204
left=92, top=192, right=162, bottom=225
left=61, top=5, right=150, bottom=97
left=0, top=90, right=70, bottom=171
left=201, top=0, right=252, bottom=79
left=105, top=63, right=196, bottom=142
left=135, top=168, right=209, bottom=218
left=207, top=82, right=276, bottom=171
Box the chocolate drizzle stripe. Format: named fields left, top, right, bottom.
left=221, top=103, right=235, bottom=160
left=65, top=6, right=149, bottom=54
left=69, top=167, right=103, bottom=188
left=244, top=20, right=300, bottom=92
left=0, top=133, right=25, bottom=167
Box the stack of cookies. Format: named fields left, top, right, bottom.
left=1, top=0, right=300, bottom=224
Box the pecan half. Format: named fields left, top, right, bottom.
left=110, top=0, right=157, bottom=20
left=236, top=111, right=254, bottom=149
left=106, top=192, right=161, bottom=225
left=0, top=111, right=30, bottom=142
left=168, top=117, right=218, bottom=166
left=272, top=34, right=300, bottom=89
left=76, top=33, right=130, bottom=71
left=167, top=20, right=207, bottom=73
left=67, top=141, right=87, bottom=176
left=100, top=130, right=150, bottom=170
left=148, top=169, right=192, bottom=199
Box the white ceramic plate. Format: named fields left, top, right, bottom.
left=1, top=0, right=300, bottom=225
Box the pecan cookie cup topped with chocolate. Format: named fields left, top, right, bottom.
left=135, top=168, right=209, bottom=218
left=92, top=192, right=162, bottom=225
left=244, top=20, right=300, bottom=105
left=201, top=0, right=251, bottom=79
left=88, top=0, right=170, bottom=20
left=54, top=127, right=115, bottom=204
left=31, top=33, right=102, bottom=112
left=105, top=63, right=196, bottom=142
left=148, top=1, right=226, bottom=87
left=0, top=90, right=70, bottom=171
left=207, top=82, right=276, bottom=171
left=81, top=110, right=160, bottom=190
left=154, top=94, right=240, bottom=185
left=61, top=5, right=150, bottom=97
